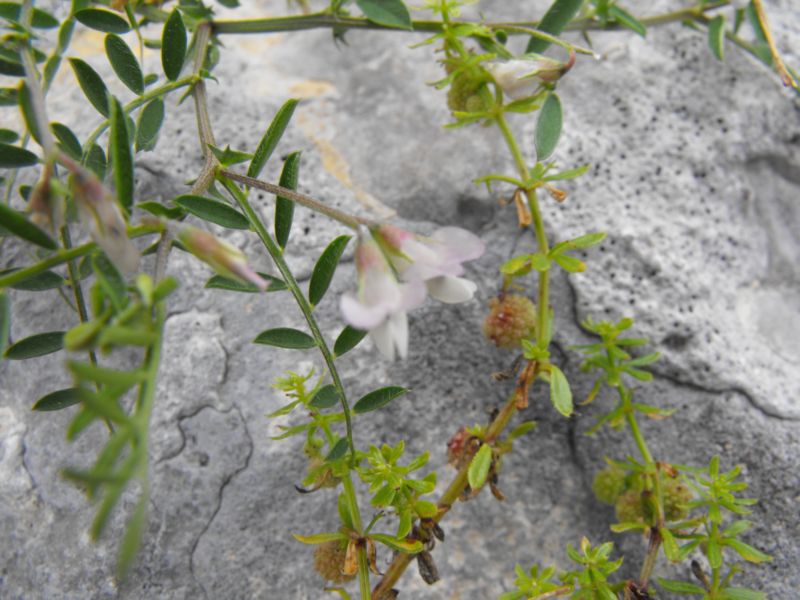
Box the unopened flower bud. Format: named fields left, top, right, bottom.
left=483, top=294, right=537, bottom=349
left=178, top=227, right=268, bottom=291
left=27, top=162, right=64, bottom=233
left=69, top=164, right=140, bottom=274
left=486, top=51, right=576, bottom=99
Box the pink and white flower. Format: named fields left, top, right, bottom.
left=340, top=228, right=426, bottom=361
left=377, top=225, right=485, bottom=304
left=485, top=51, right=576, bottom=100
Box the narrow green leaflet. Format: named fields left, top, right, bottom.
left=135, top=98, right=164, bottom=153
left=4, top=331, right=64, bottom=360
left=105, top=34, right=144, bottom=95
left=0, top=292, right=8, bottom=358
left=549, top=365, right=573, bottom=417
left=7, top=270, right=65, bottom=291
left=309, top=235, right=350, bottom=307
left=370, top=533, right=423, bottom=554
left=467, top=443, right=492, bottom=490
left=0, top=204, right=56, bottom=249
left=117, top=494, right=146, bottom=580
left=355, top=0, right=412, bottom=30
left=656, top=579, right=706, bottom=594
left=609, top=5, right=646, bottom=37
left=353, top=386, right=407, bottom=414
left=0, top=87, right=18, bottom=106
left=325, top=438, right=349, bottom=461
left=253, top=328, right=316, bottom=349
left=535, top=93, right=562, bottom=161
left=69, top=58, right=109, bottom=117
left=719, top=589, right=767, bottom=600
left=660, top=527, right=680, bottom=562
left=0, top=129, right=18, bottom=144
left=0, top=3, right=59, bottom=28
left=86, top=143, right=107, bottom=180
left=0, top=142, right=37, bottom=168
left=109, top=97, right=134, bottom=214
left=310, top=384, right=341, bottom=409
left=0, top=58, right=24, bottom=77
left=248, top=99, right=298, bottom=179
left=75, top=8, right=130, bottom=34
left=206, top=273, right=286, bottom=293
left=51, top=123, right=82, bottom=160
left=67, top=362, right=145, bottom=389
left=174, top=195, right=250, bottom=229
left=19, top=83, right=43, bottom=144
left=333, top=325, right=367, bottom=357
left=275, top=151, right=301, bottom=249
left=293, top=532, right=343, bottom=545
left=726, top=539, right=772, bottom=563
left=161, top=9, right=187, bottom=81
left=93, top=252, right=127, bottom=312
left=708, top=15, right=726, bottom=61
left=32, top=387, right=83, bottom=411
left=526, top=0, right=583, bottom=53
left=553, top=253, right=585, bottom=273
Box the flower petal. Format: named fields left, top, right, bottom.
left=387, top=311, right=409, bottom=360
left=430, top=227, right=485, bottom=263
left=399, top=278, right=427, bottom=312
left=341, top=293, right=389, bottom=330
left=426, top=276, right=477, bottom=304
left=370, top=318, right=396, bottom=361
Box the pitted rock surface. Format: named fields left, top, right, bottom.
left=1, top=1, right=798, bottom=598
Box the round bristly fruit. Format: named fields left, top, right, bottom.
left=483, top=294, right=537, bottom=349
left=592, top=465, right=627, bottom=505
left=663, top=477, right=693, bottom=521
left=615, top=489, right=646, bottom=524
left=314, top=540, right=355, bottom=584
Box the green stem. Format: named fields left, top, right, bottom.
left=211, top=3, right=729, bottom=36
left=619, top=387, right=653, bottom=465
left=81, top=76, right=196, bottom=159
left=220, top=169, right=368, bottom=230
left=222, top=176, right=369, bottom=600
left=0, top=224, right=161, bottom=289
left=494, top=111, right=551, bottom=347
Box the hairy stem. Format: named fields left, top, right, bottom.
left=211, top=3, right=730, bottom=36
left=750, top=0, right=797, bottom=89
left=220, top=170, right=369, bottom=230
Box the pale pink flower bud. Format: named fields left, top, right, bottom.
left=69, top=166, right=140, bottom=274
left=178, top=226, right=268, bottom=292
left=486, top=51, right=576, bottom=99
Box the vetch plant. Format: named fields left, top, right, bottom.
left=0, top=0, right=793, bottom=598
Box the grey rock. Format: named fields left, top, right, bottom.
left=1, top=1, right=798, bottom=599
